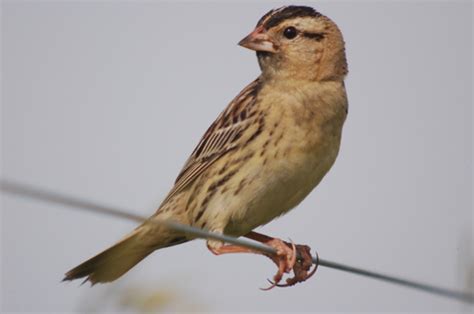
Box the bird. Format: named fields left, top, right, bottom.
left=64, top=5, right=348, bottom=289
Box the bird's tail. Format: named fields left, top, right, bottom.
left=63, top=222, right=186, bottom=285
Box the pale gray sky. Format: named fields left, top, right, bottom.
left=1, top=0, right=473, bottom=312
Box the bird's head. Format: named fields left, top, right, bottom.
left=239, top=6, right=348, bottom=82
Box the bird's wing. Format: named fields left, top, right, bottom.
left=160, top=78, right=261, bottom=204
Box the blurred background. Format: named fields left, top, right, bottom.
left=1, top=0, right=472, bottom=312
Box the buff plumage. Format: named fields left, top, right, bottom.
left=64, top=5, right=348, bottom=287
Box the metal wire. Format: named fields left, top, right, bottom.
left=1, top=179, right=473, bottom=304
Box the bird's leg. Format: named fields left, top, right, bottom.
left=207, top=236, right=296, bottom=290
left=207, top=242, right=256, bottom=255
left=245, top=231, right=318, bottom=289
left=207, top=231, right=317, bottom=290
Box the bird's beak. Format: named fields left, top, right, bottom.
left=238, top=26, right=278, bottom=53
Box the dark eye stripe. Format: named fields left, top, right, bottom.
left=302, top=32, right=325, bottom=41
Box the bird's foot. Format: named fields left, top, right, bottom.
left=260, top=238, right=297, bottom=290
left=207, top=232, right=318, bottom=290
left=265, top=243, right=318, bottom=289
left=244, top=232, right=318, bottom=290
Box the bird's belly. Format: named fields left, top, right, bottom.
left=224, top=134, right=340, bottom=236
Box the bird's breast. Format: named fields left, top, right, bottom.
left=225, top=99, right=345, bottom=235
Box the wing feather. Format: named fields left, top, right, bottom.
left=161, top=78, right=261, bottom=203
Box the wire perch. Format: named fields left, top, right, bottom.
left=1, top=179, right=473, bottom=304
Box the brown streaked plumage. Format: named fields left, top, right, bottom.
left=161, top=78, right=261, bottom=205
left=64, top=5, right=348, bottom=288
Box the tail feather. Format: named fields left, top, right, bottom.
left=64, top=228, right=156, bottom=285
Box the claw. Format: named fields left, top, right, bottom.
left=272, top=244, right=319, bottom=288
left=260, top=278, right=277, bottom=291
left=260, top=238, right=298, bottom=289
left=275, top=263, right=319, bottom=287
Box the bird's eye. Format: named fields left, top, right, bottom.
left=283, top=26, right=298, bottom=39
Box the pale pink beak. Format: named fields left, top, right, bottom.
left=238, top=26, right=278, bottom=53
